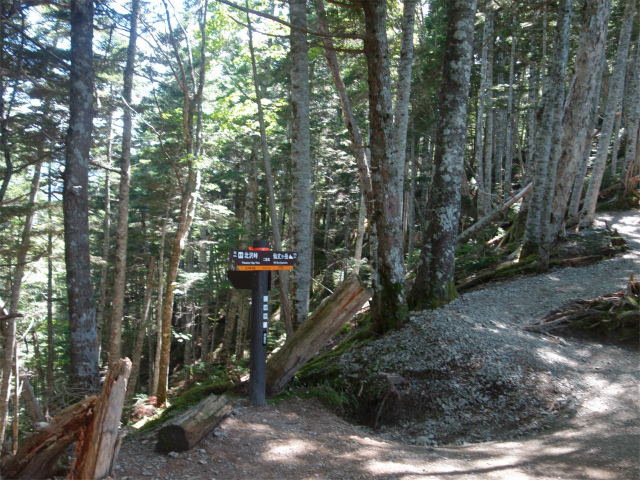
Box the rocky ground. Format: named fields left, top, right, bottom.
left=112, top=211, right=639, bottom=480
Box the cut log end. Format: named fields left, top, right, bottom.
left=156, top=395, right=232, bottom=453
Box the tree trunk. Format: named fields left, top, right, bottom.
left=0, top=161, right=41, bottom=452
left=68, top=358, right=132, bottom=480
left=353, top=194, right=366, bottom=275
left=474, top=8, right=492, bottom=215
left=47, top=164, right=55, bottom=408
left=125, top=256, right=155, bottom=404
left=156, top=395, right=232, bottom=453
left=96, top=109, right=113, bottom=360
left=458, top=183, right=532, bottom=243
left=108, top=0, right=140, bottom=364
left=152, top=190, right=172, bottom=397
left=63, top=0, right=100, bottom=393
left=2, top=396, right=98, bottom=480
left=482, top=21, right=494, bottom=215
left=265, top=275, right=372, bottom=395
left=394, top=0, right=416, bottom=216
left=504, top=18, right=517, bottom=191
left=199, top=225, right=209, bottom=363
left=549, top=0, right=611, bottom=238
left=408, top=0, right=477, bottom=309
left=156, top=168, right=201, bottom=406
left=363, top=0, right=408, bottom=333
left=618, top=30, right=640, bottom=197
left=246, top=15, right=293, bottom=337
left=580, top=0, right=635, bottom=226
left=521, top=0, right=572, bottom=258
left=289, top=0, right=313, bottom=329
left=20, top=376, right=45, bottom=424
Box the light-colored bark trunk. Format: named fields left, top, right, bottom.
left=494, top=48, right=507, bottom=199
left=0, top=161, right=41, bottom=453
left=580, top=0, right=635, bottom=227
left=408, top=0, right=477, bottom=309
left=475, top=9, right=492, bottom=215
left=504, top=19, right=517, bottom=191
left=610, top=110, right=623, bottom=178
left=108, top=0, right=140, bottom=364
left=289, top=0, right=313, bottom=330
left=618, top=30, right=640, bottom=197
left=47, top=164, right=54, bottom=408
left=394, top=0, right=416, bottom=213
left=549, top=0, right=612, bottom=238
left=521, top=0, right=572, bottom=257
left=96, top=110, right=113, bottom=360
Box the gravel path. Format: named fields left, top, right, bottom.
left=114, top=210, right=639, bottom=480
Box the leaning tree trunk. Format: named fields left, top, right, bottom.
left=289, top=0, right=313, bottom=330
left=550, top=0, right=611, bottom=238
left=63, top=0, right=100, bottom=394
left=108, top=0, right=140, bottom=364
left=580, top=0, right=635, bottom=227
left=408, top=0, right=477, bottom=309
left=521, top=0, right=572, bottom=259
left=363, top=0, right=408, bottom=334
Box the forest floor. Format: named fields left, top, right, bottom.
left=113, top=210, right=639, bottom=480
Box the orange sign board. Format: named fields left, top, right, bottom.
left=237, top=265, right=293, bottom=271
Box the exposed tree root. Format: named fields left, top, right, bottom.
left=524, top=275, right=639, bottom=335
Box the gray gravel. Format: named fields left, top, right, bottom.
left=338, top=211, right=639, bottom=446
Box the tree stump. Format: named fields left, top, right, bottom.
left=156, top=395, right=232, bottom=453
left=1, top=396, right=97, bottom=479
left=265, top=274, right=372, bottom=395
left=68, top=357, right=132, bottom=480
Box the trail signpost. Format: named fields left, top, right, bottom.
left=227, top=240, right=297, bottom=405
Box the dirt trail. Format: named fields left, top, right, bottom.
left=114, top=211, right=639, bottom=480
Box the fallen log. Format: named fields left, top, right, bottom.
left=524, top=275, right=639, bottom=334
left=265, top=274, right=372, bottom=396
left=68, top=357, right=132, bottom=480
left=458, top=183, right=532, bottom=243
left=156, top=395, right=232, bottom=453
left=2, top=396, right=97, bottom=479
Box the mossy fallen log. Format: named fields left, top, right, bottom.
left=265, top=274, right=372, bottom=396
left=156, top=395, right=232, bottom=453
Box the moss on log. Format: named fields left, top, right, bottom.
left=265, top=274, right=372, bottom=396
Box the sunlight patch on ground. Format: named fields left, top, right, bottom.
left=265, top=438, right=318, bottom=461
left=535, top=347, right=579, bottom=367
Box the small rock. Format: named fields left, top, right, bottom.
left=416, top=436, right=429, bottom=446
left=168, top=452, right=179, bottom=458
left=199, top=449, right=206, bottom=453
left=142, top=471, right=153, bottom=476
left=141, top=439, right=149, bottom=445
left=199, top=459, right=208, bottom=465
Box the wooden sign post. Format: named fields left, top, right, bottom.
left=227, top=240, right=297, bottom=405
